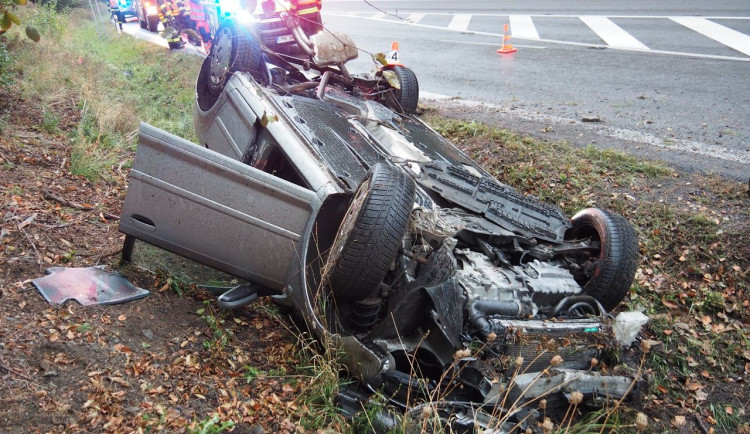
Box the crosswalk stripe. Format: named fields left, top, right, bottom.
left=406, top=13, right=425, bottom=24
left=670, top=17, right=750, bottom=56
left=580, top=16, right=649, bottom=50
left=448, top=14, right=472, bottom=32
left=509, top=15, right=540, bottom=40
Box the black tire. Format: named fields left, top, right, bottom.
left=566, top=208, right=639, bottom=311
left=196, top=56, right=219, bottom=111
left=388, top=65, right=419, bottom=114
left=206, top=19, right=264, bottom=96
left=139, top=16, right=147, bottom=29
left=326, top=163, right=416, bottom=302
left=147, top=15, right=159, bottom=32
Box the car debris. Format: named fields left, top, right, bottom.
left=118, top=13, right=647, bottom=430
left=32, top=266, right=150, bottom=306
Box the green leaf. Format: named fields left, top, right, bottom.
left=7, top=11, right=20, bottom=25
left=1, top=13, right=12, bottom=31
left=13, top=0, right=29, bottom=5
left=26, top=25, right=40, bottom=42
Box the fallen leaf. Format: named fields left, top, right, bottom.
left=694, top=388, right=708, bottom=401
left=725, top=406, right=734, bottom=415
left=159, top=279, right=172, bottom=292
left=108, top=376, right=129, bottom=387
left=114, top=344, right=132, bottom=353
left=117, top=314, right=126, bottom=321
left=672, top=415, right=686, bottom=427
left=701, top=315, right=712, bottom=325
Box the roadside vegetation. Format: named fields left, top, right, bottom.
left=426, top=115, right=750, bottom=432
left=1, top=6, right=748, bottom=433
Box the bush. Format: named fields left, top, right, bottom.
left=38, top=0, right=88, bottom=12
left=0, top=40, right=12, bottom=88
left=28, top=0, right=68, bottom=37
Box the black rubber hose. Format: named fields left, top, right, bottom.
left=469, top=299, right=522, bottom=337
left=551, top=295, right=606, bottom=317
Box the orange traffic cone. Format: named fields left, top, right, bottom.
left=497, top=24, right=517, bottom=54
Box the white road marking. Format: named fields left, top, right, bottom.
left=509, top=15, right=540, bottom=40
left=671, top=17, right=750, bottom=56
left=338, top=13, right=749, bottom=20
left=448, top=14, right=472, bottom=32
left=324, top=13, right=750, bottom=62
left=419, top=93, right=750, bottom=165
left=580, top=16, right=649, bottom=50
left=406, top=13, right=425, bottom=24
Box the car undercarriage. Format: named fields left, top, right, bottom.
left=118, top=14, right=648, bottom=432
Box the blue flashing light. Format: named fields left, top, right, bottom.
left=219, top=0, right=242, bottom=14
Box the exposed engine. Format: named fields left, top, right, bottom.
left=456, top=250, right=582, bottom=316
left=399, top=205, right=591, bottom=331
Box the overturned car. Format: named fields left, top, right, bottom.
left=119, top=16, right=645, bottom=430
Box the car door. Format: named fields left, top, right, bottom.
left=119, top=123, right=321, bottom=290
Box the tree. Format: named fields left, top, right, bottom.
left=1, top=0, right=41, bottom=41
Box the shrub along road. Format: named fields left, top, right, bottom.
left=0, top=6, right=748, bottom=433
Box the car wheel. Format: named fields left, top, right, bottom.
left=147, top=15, right=159, bottom=32
left=387, top=65, right=419, bottom=114
left=206, top=18, right=265, bottom=96
left=139, top=15, right=147, bottom=29
left=566, top=208, right=639, bottom=311
left=325, top=163, right=416, bottom=302
left=196, top=57, right=220, bottom=111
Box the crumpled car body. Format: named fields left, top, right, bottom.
left=119, top=23, right=645, bottom=430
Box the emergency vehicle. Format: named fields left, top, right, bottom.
left=203, top=0, right=322, bottom=51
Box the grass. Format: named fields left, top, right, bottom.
left=188, top=414, right=235, bottom=434
left=197, top=300, right=233, bottom=352
left=5, top=7, right=199, bottom=181
left=423, top=116, right=672, bottom=215
left=425, top=115, right=750, bottom=432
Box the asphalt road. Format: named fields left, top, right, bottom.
left=320, top=0, right=750, bottom=180
left=116, top=0, right=750, bottom=180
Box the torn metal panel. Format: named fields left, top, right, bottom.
left=32, top=266, right=149, bottom=306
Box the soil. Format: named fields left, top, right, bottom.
left=0, top=87, right=305, bottom=433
